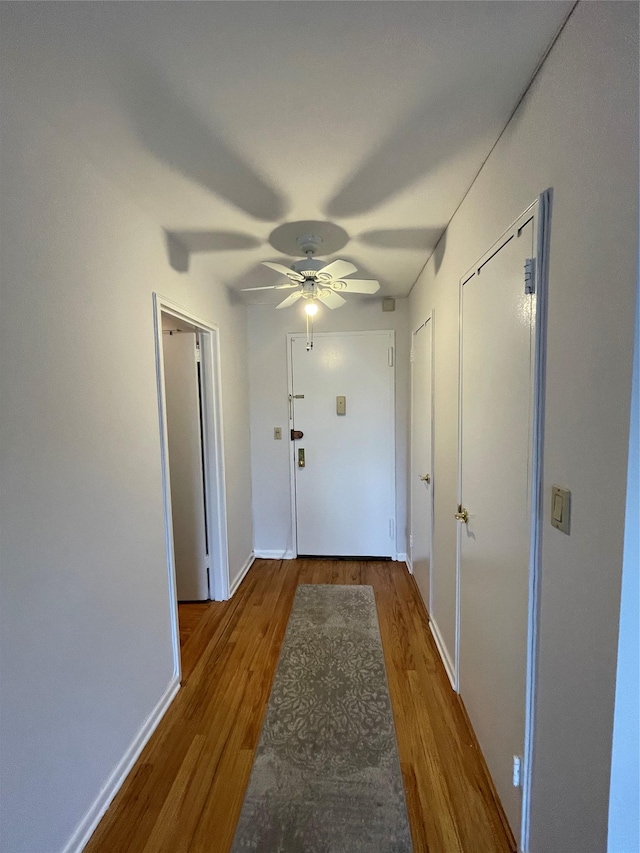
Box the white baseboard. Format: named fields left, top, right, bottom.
left=62, top=675, right=180, bottom=853
left=252, top=549, right=295, bottom=560
left=429, top=617, right=457, bottom=691
left=228, top=552, right=256, bottom=597
left=397, top=553, right=411, bottom=572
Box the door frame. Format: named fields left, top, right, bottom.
left=286, top=329, right=397, bottom=559
left=153, top=293, right=230, bottom=679
left=409, top=312, right=435, bottom=604
left=455, top=190, right=551, bottom=852
left=285, top=332, right=298, bottom=559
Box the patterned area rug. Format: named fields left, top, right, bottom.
left=231, top=584, right=413, bottom=852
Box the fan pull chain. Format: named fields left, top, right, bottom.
left=306, top=312, right=314, bottom=351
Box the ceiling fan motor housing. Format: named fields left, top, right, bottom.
left=291, top=257, right=327, bottom=279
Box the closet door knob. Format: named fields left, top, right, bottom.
left=454, top=505, right=469, bottom=523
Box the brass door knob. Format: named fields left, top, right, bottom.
left=454, top=505, right=469, bottom=523
left=419, top=473, right=431, bottom=483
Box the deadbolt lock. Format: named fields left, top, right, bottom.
left=454, top=505, right=469, bottom=523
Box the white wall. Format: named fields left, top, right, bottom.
left=0, top=54, right=253, bottom=853
left=608, top=278, right=640, bottom=853
left=409, top=3, right=638, bottom=851
left=248, top=299, right=410, bottom=559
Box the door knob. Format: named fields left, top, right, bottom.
left=454, top=505, right=469, bottom=523
left=419, top=473, right=431, bottom=483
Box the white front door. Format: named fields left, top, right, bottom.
left=458, top=208, right=538, bottom=841
left=162, top=332, right=209, bottom=601
left=290, top=331, right=396, bottom=557
left=410, top=318, right=433, bottom=608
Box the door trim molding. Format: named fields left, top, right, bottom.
left=285, top=333, right=298, bottom=558
left=152, top=294, right=230, bottom=678
left=521, top=189, right=552, bottom=853
left=455, top=190, right=551, bottom=852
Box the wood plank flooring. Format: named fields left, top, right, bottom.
left=177, top=602, right=210, bottom=649
left=85, top=559, right=515, bottom=852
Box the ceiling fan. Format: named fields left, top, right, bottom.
left=241, top=234, right=380, bottom=309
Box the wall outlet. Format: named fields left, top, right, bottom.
left=274, top=427, right=282, bottom=440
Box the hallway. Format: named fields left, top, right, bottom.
left=85, top=560, right=514, bottom=852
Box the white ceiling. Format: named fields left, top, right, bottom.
left=2, top=1, right=572, bottom=301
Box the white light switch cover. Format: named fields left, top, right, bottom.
left=551, top=485, right=571, bottom=534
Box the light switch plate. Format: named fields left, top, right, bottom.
left=336, top=395, right=346, bottom=415
left=274, top=427, right=282, bottom=440
left=551, top=485, right=571, bottom=534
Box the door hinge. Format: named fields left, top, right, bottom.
left=409, top=533, right=414, bottom=548
left=524, top=258, right=536, bottom=295
left=195, top=341, right=201, bottom=362
left=388, top=346, right=394, bottom=367
left=512, top=755, right=522, bottom=787
left=410, top=349, right=414, bottom=363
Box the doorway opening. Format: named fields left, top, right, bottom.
left=153, top=294, right=229, bottom=679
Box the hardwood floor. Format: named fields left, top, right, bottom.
left=85, top=560, right=515, bottom=852
left=177, top=602, right=210, bottom=649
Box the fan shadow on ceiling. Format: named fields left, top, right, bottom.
left=117, top=56, right=288, bottom=223
left=116, top=58, right=452, bottom=282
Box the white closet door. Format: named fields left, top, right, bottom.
left=163, top=333, right=209, bottom=601
left=458, top=213, right=536, bottom=840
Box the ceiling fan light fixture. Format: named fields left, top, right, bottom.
left=246, top=241, right=378, bottom=315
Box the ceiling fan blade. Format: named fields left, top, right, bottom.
left=276, top=292, right=303, bottom=309
left=262, top=261, right=304, bottom=281
left=241, top=282, right=299, bottom=292
left=317, top=289, right=347, bottom=309
left=331, top=278, right=380, bottom=294
left=317, top=259, right=357, bottom=281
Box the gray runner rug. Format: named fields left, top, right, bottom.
left=231, top=584, right=413, bottom=852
